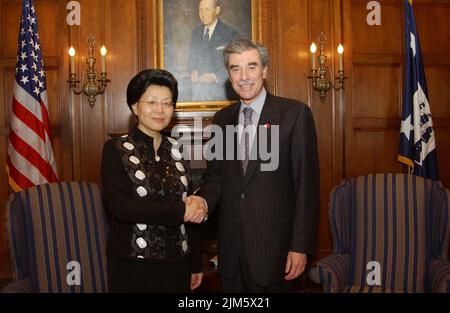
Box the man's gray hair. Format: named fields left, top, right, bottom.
left=223, top=38, right=270, bottom=69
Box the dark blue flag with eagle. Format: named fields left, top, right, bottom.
left=398, top=0, right=438, bottom=180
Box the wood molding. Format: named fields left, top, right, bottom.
left=351, top=0, right=401, bottom=6
left=352, top=54, right=403, bottom=65
left=332, top=0, right=345, bottom=185
left=353, top=118, right=401, bottom=131
left=0, top=56, right=60, bottom=68
left=263, top=0, right=277, bottom=94
left=137, top=0, right=147, bottom=71
left=0, top=126, right=61, bottom=137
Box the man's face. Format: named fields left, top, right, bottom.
left=228, top=49, right=267, bottom=105
left=199, top=0, right=220, bottom=27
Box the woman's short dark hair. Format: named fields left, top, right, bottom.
left=126, top=69, right=178, bottom=111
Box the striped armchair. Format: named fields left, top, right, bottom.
left=309, top=173, right=450, bottom=293
left=2, top=182, right=108, bottom=293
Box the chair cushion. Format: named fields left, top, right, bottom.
left=7, top=182, right=109, bottom=292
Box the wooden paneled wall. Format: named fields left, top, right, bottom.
left=344, top=0, right=450, bottom=190
left=0, top=0, right=449, bottom=280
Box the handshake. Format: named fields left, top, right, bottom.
left=184, top=195, right=208, bottom=224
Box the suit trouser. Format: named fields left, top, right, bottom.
left=220, top=223, right=293, bottom=293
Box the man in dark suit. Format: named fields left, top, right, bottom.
left=188, top=0, right=240, bottom=101
left=187, top=39, right=320, bottom=292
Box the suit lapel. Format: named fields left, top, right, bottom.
left=210, top=20, right=222, bottom=45
left=241, top=94, right=280, bottom=189
left=225, top=103, right=245, bottom=184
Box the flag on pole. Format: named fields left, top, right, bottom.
left=6, top=0, right=58, bottom=192
left=398, top=0, right=438, bottom=180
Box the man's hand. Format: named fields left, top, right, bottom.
left=284, top=251, right=307, bottom=280
left=191, top=70, right=199, bottom=83
left=191, top=272, right=203, bottom=290
left=184, top=195, right=208, bottom=223
left=199, top=73, right=217, bottom=84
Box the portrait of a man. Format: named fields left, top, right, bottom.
left=162, top=0, right=253, bottom=103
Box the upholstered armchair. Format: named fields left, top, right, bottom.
left=2, top=182, right=108, bottom=293
left=309, top=173, right=450, bottom=293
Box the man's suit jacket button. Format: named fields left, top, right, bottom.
left=241, top=193, right=246, bottom=199
left=235, top=219, right=240, bottom=223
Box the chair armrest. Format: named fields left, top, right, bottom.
left=428, top=258, right=450, bottom=293
left=0, top=277, right=33, bottom=293
left=308, top=253, right=350, bottom=293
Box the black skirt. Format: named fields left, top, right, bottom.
left=108, top=256, right=191, bottom=293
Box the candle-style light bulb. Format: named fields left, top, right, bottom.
left=100, top=45, right=107, bottom=56
left=100, top=45, right=107, bottom=73
left=337, top=44, right=344, bottom=71
left=68, top=47, right=76, bottom=74
left=310, top=43, right=317, bottom=70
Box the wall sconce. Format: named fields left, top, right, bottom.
left=308, top=32, right=346, bottom=103
left=67, top=34, right=110, bottom=107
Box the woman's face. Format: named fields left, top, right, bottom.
left=132, top=85, right=174, bottom=135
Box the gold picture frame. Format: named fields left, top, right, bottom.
left=155, top=0, right=262, bottom=112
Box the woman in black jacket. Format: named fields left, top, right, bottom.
left=101, top=69, right=206, bottom=292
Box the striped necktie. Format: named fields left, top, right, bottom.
left=242, top=107, right=253, bottom=174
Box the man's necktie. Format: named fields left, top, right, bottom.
left=203, top=28, right=210, bottom=40
left=242, top=107, right=253, bottom=175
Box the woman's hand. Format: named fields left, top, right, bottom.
left=190, top=272, right=203, bottom=290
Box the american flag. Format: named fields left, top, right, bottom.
left=398, top=0, right=438, bottom=180
left=6, top=0, right=58, bottom=192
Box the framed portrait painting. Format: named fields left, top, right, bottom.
left=155, top=0, right=261, bottom=112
